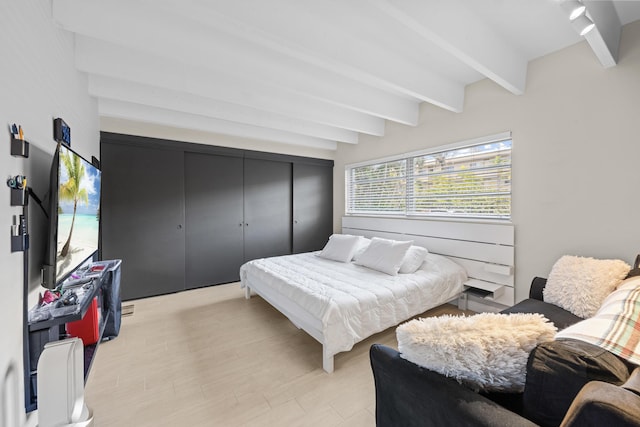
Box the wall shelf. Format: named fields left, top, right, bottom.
left=464, top=278, right=506, bottom=299
left=11, top=233, right=29, bottom=252
left=10, top=135, right=29, bottom=158
left=10, top=187, right=28, bottom=206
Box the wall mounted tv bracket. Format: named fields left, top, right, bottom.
left=41, top=264, right=56, bottom=290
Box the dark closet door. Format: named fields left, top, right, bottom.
left=292, top=163, right=333, bottom=253
left=184, top=152, right=244, bottom=288
left=101, top=143, right=186, bottom=300
left=243, top=158, right=292, bottom=261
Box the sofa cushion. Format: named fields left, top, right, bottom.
left=396, top=313, right=557, bottom=393
left=501, top=298, right=583, bottom=331
left=523, top=339, right=632, bottom=427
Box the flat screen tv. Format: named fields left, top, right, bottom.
left=42, top=143, right=101, bottom=289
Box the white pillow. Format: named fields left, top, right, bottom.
left=352, top=237, right=371, bottom=261
left=354, top=237, right=412, bottom=275
left=543, top=255, right=630, bottom=318
left=317, top=234, right=361, bottom=263
left=399, top=245, right=429, bottom=274
left=397, top=313, right=557, bottom=392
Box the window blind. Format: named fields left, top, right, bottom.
left=346, top=137, right=512, bottom=220
left=347, top=159, right=407, bottom=214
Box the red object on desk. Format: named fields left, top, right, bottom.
left=66, top=297, right=100, bottom=345
left=42, top=290, right=59, bottom=304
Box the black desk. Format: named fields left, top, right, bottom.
left=29, top=278, right=102, bottom=330
left=25, top=259, right=121, bottom=412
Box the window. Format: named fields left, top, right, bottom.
left=346, top=134, right=512, bottom=220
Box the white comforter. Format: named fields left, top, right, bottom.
left=240, top=252, right=467, bottom=356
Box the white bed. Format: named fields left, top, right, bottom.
left=240, top=250, right=467, bottom=373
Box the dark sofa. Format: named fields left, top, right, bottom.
left=370, top=277, right=640, bottom=427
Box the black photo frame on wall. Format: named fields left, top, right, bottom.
left=53, top=118, right=71, bottom=146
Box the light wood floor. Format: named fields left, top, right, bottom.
left=85, top=283, right=468, bottom=426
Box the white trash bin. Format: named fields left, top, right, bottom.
left=37, top=338, right=93, bottom=427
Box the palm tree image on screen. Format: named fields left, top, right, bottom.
left=59, top=149, right=88, bottom=257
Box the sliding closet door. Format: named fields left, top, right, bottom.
left=243, top=158, right=292, bottom=261
left=184, top=152, right=244, bottom=288
left=100, top=132, right=334, bottom=298
left=292, top=163, right=333, bottom=253
left=101, top=142, right=186, bottom=300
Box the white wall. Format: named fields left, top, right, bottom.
left=0, top=1, right=99, bottom=425
left=335, top=20, right=640, bottom=303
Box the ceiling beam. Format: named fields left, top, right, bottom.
left=375, top=0, right=528, bottom=95
left=130, top=0, right=465, bottom=111
left=99, top=99, right=338, bottom=151
left=583, top=0, right=621, bottom=68
left=53, top=0, right=416, bottom=125
left=88, top=75, right=358, bottom=144
left=75, top=37, right=385, bottom=136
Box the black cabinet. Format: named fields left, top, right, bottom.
left=100, top=133, right=333, bottom=300
left=184, top=152, right=244, bottom=289
left=243, top=158, right=292, bottom=261
left=101, top=143, right=185, bottom=300
left=293, top=163, right=333, bottom=254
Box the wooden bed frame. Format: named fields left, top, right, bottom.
left=244, top=216, right=515, bottom=372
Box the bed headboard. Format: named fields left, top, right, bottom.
left=342, top=216, right=515, bottom=307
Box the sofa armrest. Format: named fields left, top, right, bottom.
left=561, top=369, right=640, bottom=427
left=529, top=277, right=547, bottom=301
left=370, top=344, right=538, bottom=427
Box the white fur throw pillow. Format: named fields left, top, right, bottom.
left=396, top=313, right=557, bottom=392
left=543, top=255, right=630, bottom=318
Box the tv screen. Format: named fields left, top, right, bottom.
left=42, top=144, right=101, bottom=288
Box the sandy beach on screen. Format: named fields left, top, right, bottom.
left=56, top=214, right=100, bottom=280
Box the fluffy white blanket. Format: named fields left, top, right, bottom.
left=397, top=313, right=557, bottom=392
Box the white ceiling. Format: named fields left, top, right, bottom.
left=52, top=0, right=640, bottom=151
